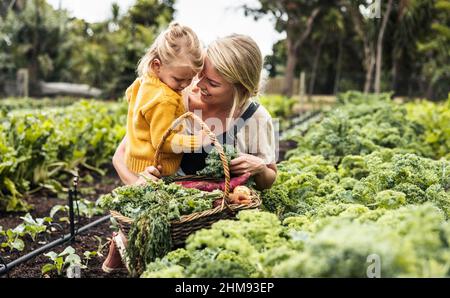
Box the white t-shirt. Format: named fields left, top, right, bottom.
left=234, top=100, right=277, bottom=165
left=181, top=91, right=277, bottom=166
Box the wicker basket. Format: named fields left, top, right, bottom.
left=110, top=111, right=261, bottom=248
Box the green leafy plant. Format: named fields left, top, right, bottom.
left=197, top=145, right=238, bottom=178
left=18, top=213, right=53, bottom=241
left=41, top=246, right=86, bottom=276
left=0, top=229, right=25, bottom=252
left=143, top=203, right=450, bottom=278
left=50, top=199, right=104, bottom=223
left=97, top=180, right=221, bottom=220
left=92, top=235, right=108, bottom=258
left=83, top=251, right=98, bottom=267
left=98, top=179, right=224, bottom=275
left=0, top=213, right=52, bottom=252
left=284, top=92, right=435, bottom=164
left=0, top=99, right=127, bottom=212
left=406, top=97, right=450, bottom=159
left=259, top=95, right=297, bottom=118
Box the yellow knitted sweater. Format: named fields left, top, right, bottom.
left=124, top=74, right=201, bottom=176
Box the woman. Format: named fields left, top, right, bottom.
left=114, top=34, right=277, bottom=189
left=102, top=34, right=277, bottom=273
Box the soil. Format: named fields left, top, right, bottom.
left=0, top=170, right=130, bottom=278
left=1, top=121, right=302, bottom=278
left=2, top=219, right=129, bottom=278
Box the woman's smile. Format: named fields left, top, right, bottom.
left=200, top=88, right=211, bottom=100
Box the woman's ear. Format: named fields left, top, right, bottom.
left=150, top=59, right=161, bottom=74
left=237, top=84, right=250, bottom=99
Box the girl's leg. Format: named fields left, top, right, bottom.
left=113, top=230, right=130, bottom=272
left=101, top=232, right=125, bottom=273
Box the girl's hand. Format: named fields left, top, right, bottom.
left=230, top=154, right=266, bottom=176
left=134, top=165, right=162, bottom=185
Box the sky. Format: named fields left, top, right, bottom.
left=45, top=0, right=285, bottom=57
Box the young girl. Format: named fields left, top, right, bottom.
left=124, top=22, right=204, bottom=179
left=102, top=23, right=204, bottom=273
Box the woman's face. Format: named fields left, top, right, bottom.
left=196, top=57, right=234, bottom=108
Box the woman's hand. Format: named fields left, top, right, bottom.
left=230, top=153, right=266, bottom=176
left=230, top=154, right=277, bottom=190
left=134, top=165, right=162, bottom=185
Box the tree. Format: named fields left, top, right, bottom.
left=264, top=39, right=287, bottom=78
left=388, top=0, right=435, bottom=96
left=308, top=7, right=345, bottom=95
left=0, top=0, right=69, bottom=95
left=244, top=0, right=328, bottom=97
left=374, top=0, right=394, bottom=94
left=0, top=0, right=25, bottom=18
left=254, top=0, right=448, bottom=99
left=344, top=1, right=377, bottom=93
left=416, top=0, right=450, bottom=99
left=64, top=0, right=175, bottom=97
left=128, top=0, right=174, bottom=27
left=0, top=0, right=176, bottom=98
left=102, top=0, right=175, bottom=97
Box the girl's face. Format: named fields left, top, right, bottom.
left=152, top=59, right=196, bottom=93
left=196, top=57, right=234, bottom=108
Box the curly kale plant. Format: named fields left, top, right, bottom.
left=197, top=144, right=238, bottom=178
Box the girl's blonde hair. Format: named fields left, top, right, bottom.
left=137, top=22, right=204, bottom=77
left=206, top=34, right=263, bottom=125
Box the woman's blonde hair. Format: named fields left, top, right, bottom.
left=206, top=34, right=263, bottom=124
left=137, top=22, right=204, bottom=77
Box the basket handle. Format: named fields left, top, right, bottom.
left=153, top=112, right=231, bottom=200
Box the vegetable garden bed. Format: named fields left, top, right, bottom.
left=1, top=92, right=449, bottom=278
left=0, top=171, right=128, bottom=278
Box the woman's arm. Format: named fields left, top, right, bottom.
left=112, top=136, right=139, bottom=185
left=253, top=163, right=277, bottom=191
left=230, top=154, right=277, bottom=190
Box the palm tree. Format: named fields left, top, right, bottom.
left=244, top=0, right=329, bottom=97
left=344, top=1, right=377, bottom=93
left=390, top=0, right=434, bottom=96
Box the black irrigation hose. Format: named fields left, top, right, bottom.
left=46, top=223, right=65, bottom=240
left=280, top=111, right=322, bottom=140
left=0, top=171, right=106, bottom=276
left=288, top=110, right=322, bottom=128
left=0, top=214, right=111, bottom=276
left=0, top=255, right=8, bottom=277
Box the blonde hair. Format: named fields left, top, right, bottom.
left=137, top=22, right=204, bottom=77
left=207, top=34, right=263, bottom=126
